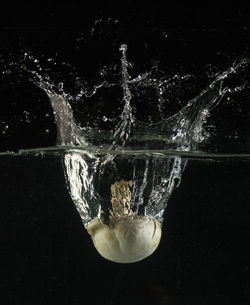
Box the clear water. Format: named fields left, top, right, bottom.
left=2, top=152, right=250, bottom=303
left=1, top=44, right=249, bottom=230
left=1, top=43, right=249, bottom=154
left=0, top=43, right=249, bottom=262
left=1, top=21, right=250, bottom=303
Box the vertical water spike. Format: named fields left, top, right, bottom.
left=113, top=44, right=134, bottom=146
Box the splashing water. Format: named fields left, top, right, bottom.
left=112, top=44, right=134, bottom=145
left=26, top=45, right=193, bottom=225
left=17, top=44, right=249, bottom=153
left=1, top=44, right=249, bottom=262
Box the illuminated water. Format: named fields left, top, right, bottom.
left=2, top=148, right=250, bottom=302
left=1, top=30, right=250, bottom=302
left=1, top=44, right=250, bottom=229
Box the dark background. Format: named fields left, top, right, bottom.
left=2, top=152, right=250, bottom=305
left=0, top=2, right=250, bottom=152
left=1, top=2, right=250, bottom=305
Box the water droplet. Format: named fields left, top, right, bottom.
left=161, top=32, right=168, bottom=39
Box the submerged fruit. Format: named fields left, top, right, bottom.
left=86, top=179, right=162, bottom=263
left=87, top=215, right=161, bottom=263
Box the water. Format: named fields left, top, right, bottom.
left=1, top=28, right=250, bottom=301
left=1, top=43, right=249, bottom=153
left=1, top=43, right=250, bottom=231
left=2, top=152, right=250, bottom=302
left=1, top=44, right=249, bottom=230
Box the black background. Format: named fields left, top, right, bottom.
left=1, top=2, right=250, bottom=305
left=0, top=2, right=250, bottom=152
